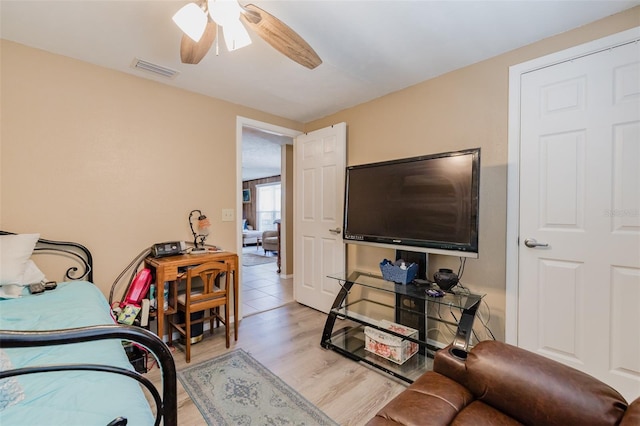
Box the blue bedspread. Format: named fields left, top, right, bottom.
left=0, top=282, right=155, bottom=425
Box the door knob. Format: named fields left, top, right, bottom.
left=329, top=227, right=342, bottom=234
left=524, top=238, right=549, bottom=248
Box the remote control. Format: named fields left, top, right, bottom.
left=426, top=288, right=445, bottom=298
left=29, top=282, right=46, bottom=294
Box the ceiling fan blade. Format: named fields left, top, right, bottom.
left=240, top=4, right=322, bottom=70
left=180, top=22, right=217, bottom=64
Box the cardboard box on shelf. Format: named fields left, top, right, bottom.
left=364, top=320, right=419, bottom=365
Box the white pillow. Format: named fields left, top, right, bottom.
left=0, top=260, right=46, bottom=298
left=20, top=260, right=46, bottom=285
left=0, top=233, right=40, bottom=285
left=0, top=284, right=24, bottom=299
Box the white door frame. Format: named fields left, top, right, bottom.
left=235, top=116, right=303, bottom=319
left=505, top=26, right=640, bottom=344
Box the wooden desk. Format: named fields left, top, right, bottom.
left=144, top=251, right=239, bottom=342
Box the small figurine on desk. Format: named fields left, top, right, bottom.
left=189, top=209, right=210, bottom=254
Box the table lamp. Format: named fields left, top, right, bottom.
left=189, top=209, right=210, bottom=254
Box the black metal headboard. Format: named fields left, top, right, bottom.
left=0, top=231, right=93, bottom=282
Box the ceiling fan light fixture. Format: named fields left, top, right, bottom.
left=222, top=20, right=252, bottom=51
left=207, top=0, right=242, bottom=27
left=173, top=3, right=208, bottom=42
left=175, top=1, right=321, bottom=68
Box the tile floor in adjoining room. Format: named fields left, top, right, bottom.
left=241, top=245, right=293, bottom=317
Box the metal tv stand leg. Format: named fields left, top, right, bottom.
left=451, top=299, right=480, bottom=357
left=321, top=276, right=355, bottom=348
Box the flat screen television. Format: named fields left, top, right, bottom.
left=343, top=148, right=480, bottom=257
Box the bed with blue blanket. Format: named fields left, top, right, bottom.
left=0, top=232, right=177, bottom=426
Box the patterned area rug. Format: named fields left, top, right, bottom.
left=242, top=253, right=277, bottom=267
left=178, top=349, right=337, bottom=425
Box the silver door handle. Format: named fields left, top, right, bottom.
left=524, top=238, right=549, bottom=248
left=329, top=227, right=342, bottom=234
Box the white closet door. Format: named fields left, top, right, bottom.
left=518, top=41, right=640, bottom=401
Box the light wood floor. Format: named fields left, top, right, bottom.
left=146, top=302, right=408, bottom=425
left=241, top=246, right=293, bottom=316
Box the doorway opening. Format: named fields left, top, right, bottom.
left=236, top=117, right=301, bottom=317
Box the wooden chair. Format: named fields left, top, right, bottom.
left=167, top=261, right=231, bottom=362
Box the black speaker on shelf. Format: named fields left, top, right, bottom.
left=395, top=294, right=426, bottom=355
left=393, top=250, right=429, bottom=354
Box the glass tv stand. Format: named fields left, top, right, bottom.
left=321, top=271, right=484, bottom=383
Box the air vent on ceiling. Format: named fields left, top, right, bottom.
left=130, top=58, right=179, bottom=80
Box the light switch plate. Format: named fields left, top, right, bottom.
left=222, top=209, right=234, bottom=222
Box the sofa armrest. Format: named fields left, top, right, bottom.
left=621, top=398, right=640, bottom=426
left=460, top=341, right=629, bottom=426
left=433, top=345, right=470, bottom=389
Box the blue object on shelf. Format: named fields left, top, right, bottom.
left=379, top=259, right=418, bottom=284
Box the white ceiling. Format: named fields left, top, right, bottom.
left=2, top=1, right=637, bottom=124
left=242, top=126, right=291, bottom=181
left=2, top=1, right=637, bottom=181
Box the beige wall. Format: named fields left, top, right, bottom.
left=0, top=40, right=302, bottom=297
left=305, top=7, right=639, bottom=341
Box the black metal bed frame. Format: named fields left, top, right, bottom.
left=0, top=231, right=177, bottom=426
left=0, top=230, right=94, bottom=282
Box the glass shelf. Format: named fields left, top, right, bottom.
left=327, top=271, right=484, bottom=310
left=325, top=321, right=434, bottom=383
left=322, top=271, right=484, bottom=383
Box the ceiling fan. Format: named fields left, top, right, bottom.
left=173, top=0, right=322, bottom=69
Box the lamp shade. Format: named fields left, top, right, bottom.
left=197, top=215, right=211, bottom=236
left=172, top=3, right=208, bottom=42
left=207, top=0, right=242, bottom=27
left=207, top=0, right=252, bottom=51
left=189, top=209, right=210, bottom=250
left=222, top=20, right=252, bottom=51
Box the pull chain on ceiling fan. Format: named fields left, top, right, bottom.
left=173, top=0, right=322, bottom=69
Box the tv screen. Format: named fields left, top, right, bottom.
left=343, top=148, right=480, bottom=256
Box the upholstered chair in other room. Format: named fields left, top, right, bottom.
left=167, top=261, right=231, bottom=362
left=262, top=230, right=279, bottom=254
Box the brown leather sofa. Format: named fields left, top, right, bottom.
left=367, top=340, right=640, bottom=425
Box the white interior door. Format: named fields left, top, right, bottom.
left=517, top=40, right=640, bottom=401
left=294, top=123, right=346, bottom=313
